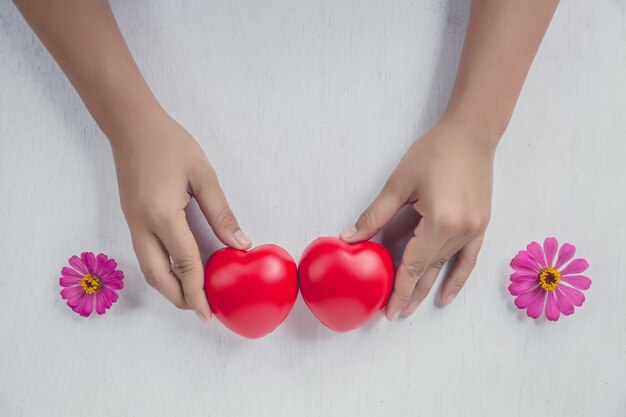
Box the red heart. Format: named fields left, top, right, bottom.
left=298, top=237, right=394, bottom=332
left=204, top=245, right=298, bottom=339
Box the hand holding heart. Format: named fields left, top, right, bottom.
left=341, top=120, right=494, bottom=320
left=204, top=120, right=495, bottom=338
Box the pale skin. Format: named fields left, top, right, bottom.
left=341, top=0, right=560, bottom=320
left=14, top=0, right=559, bottom=323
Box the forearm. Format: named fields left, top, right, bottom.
left=442, top=0, right=560, bottom=145
left=13, top=0, right=163, bottom=142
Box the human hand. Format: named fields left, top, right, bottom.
left=111, top=113, right=251, bottom=322
left=341, top=119, right=495, bottom=320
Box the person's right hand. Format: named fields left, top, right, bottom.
left=111, top=113, right=251, bottom=322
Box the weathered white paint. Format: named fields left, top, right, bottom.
left=1, top=1, right=625, bottom=416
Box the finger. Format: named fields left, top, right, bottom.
left=190, top=170, right=251, bottom=250
left=384, top=220, right=445, bottom=321
left=156, top=211, right=212, bottom=322
left=401, top=239, right=458, bottom=316
left=401, top=235, right=474, bottom=316
left=341, top=179, right=405, bottom=242
left=131, top=229, right=189, bottom=311
left=440, top=233, right=485, bottom=305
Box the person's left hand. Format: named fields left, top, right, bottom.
left=340, top=119, right=496, bottom=320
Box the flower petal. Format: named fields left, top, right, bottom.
left=510, top=272, right=538, bottom=282
left=99, top=259, right=118, bottom=279
left=558, top=284, right=585, bottom=307
left=94, top=253, right=109, bottom=277
left=98, top=289, right=113, bottom=309
left=515, top=287, right=543, bottom=309
left=509, top=280, right=539, bottom=296
left=560, top=275, right=592, bottom=290
left=103, top=270, right=123, bottom=282
left=69, top=256, right=88, bottom=275
left=543, top=237, right=558, bottom=267
left=510, top=252, right=540, bottom=274
left=81, top=252, right=97, bottom=275
left=66, top=291, right=86, bottom=308
left=526, top=242, right=546, bottom=268
left=560, top=258, right=589, bottom=276
left=61, top=285, right=84, bottom=300
left=61, top=267, right=83, bottom=279
left=545, top=292, right=560, bottom=321
left=554, top=243, right=576, bottom=269
left=77, top=295, right=94, bottom=317
left=526, top=290, right=546, bottom=319
left=59, top=276, right=81, bottom=287
left=99, top=286, right=119, bottom=305
left=555, top=287, right=575, bottom=315
left=95, top=293, right=108, bottom=315
left=102, top=277, right=123, bottom=290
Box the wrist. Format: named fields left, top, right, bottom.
left=438, top=102, right=508, bottom=153
left=106, top=105, right=173, bottom=153
left=75, top=57, right=166, bottom=145
left=104, top=99, right=169, bottom=149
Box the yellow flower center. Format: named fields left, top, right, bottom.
left=538, top=267, right=560, bottom=291
left=80, top=274, right=101, bottom=294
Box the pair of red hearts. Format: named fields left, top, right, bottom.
left=204, top=237, right=394, bottom=339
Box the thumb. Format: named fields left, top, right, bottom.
left=341, top=180, right=405, bottom=242
left=190, top=171, right=252, bottom=250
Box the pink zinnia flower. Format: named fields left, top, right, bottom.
left=509, top=237, right=591, bottom=321
left=59, top=252, right=124, bottom=317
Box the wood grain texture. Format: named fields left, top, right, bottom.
left=1, top=1, right=625, bottom=416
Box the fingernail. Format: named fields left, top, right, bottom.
left=403, top=300, right=421, bottom=316
left=233, top=230, right=251, bottom=247
left=387, top=308, right=401, bottom=321
left=194, top=310, right=209, bottom=323
left=444, top=293, right=457, bottom=305
left=340, top=226, right=357, bottom=240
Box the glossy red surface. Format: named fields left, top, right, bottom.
left=204, top=245, right=298, bottom=339
left=298, top=237, right=394, bottom=332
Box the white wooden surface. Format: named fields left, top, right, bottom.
left=1, top=1, right=625, bottom=416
